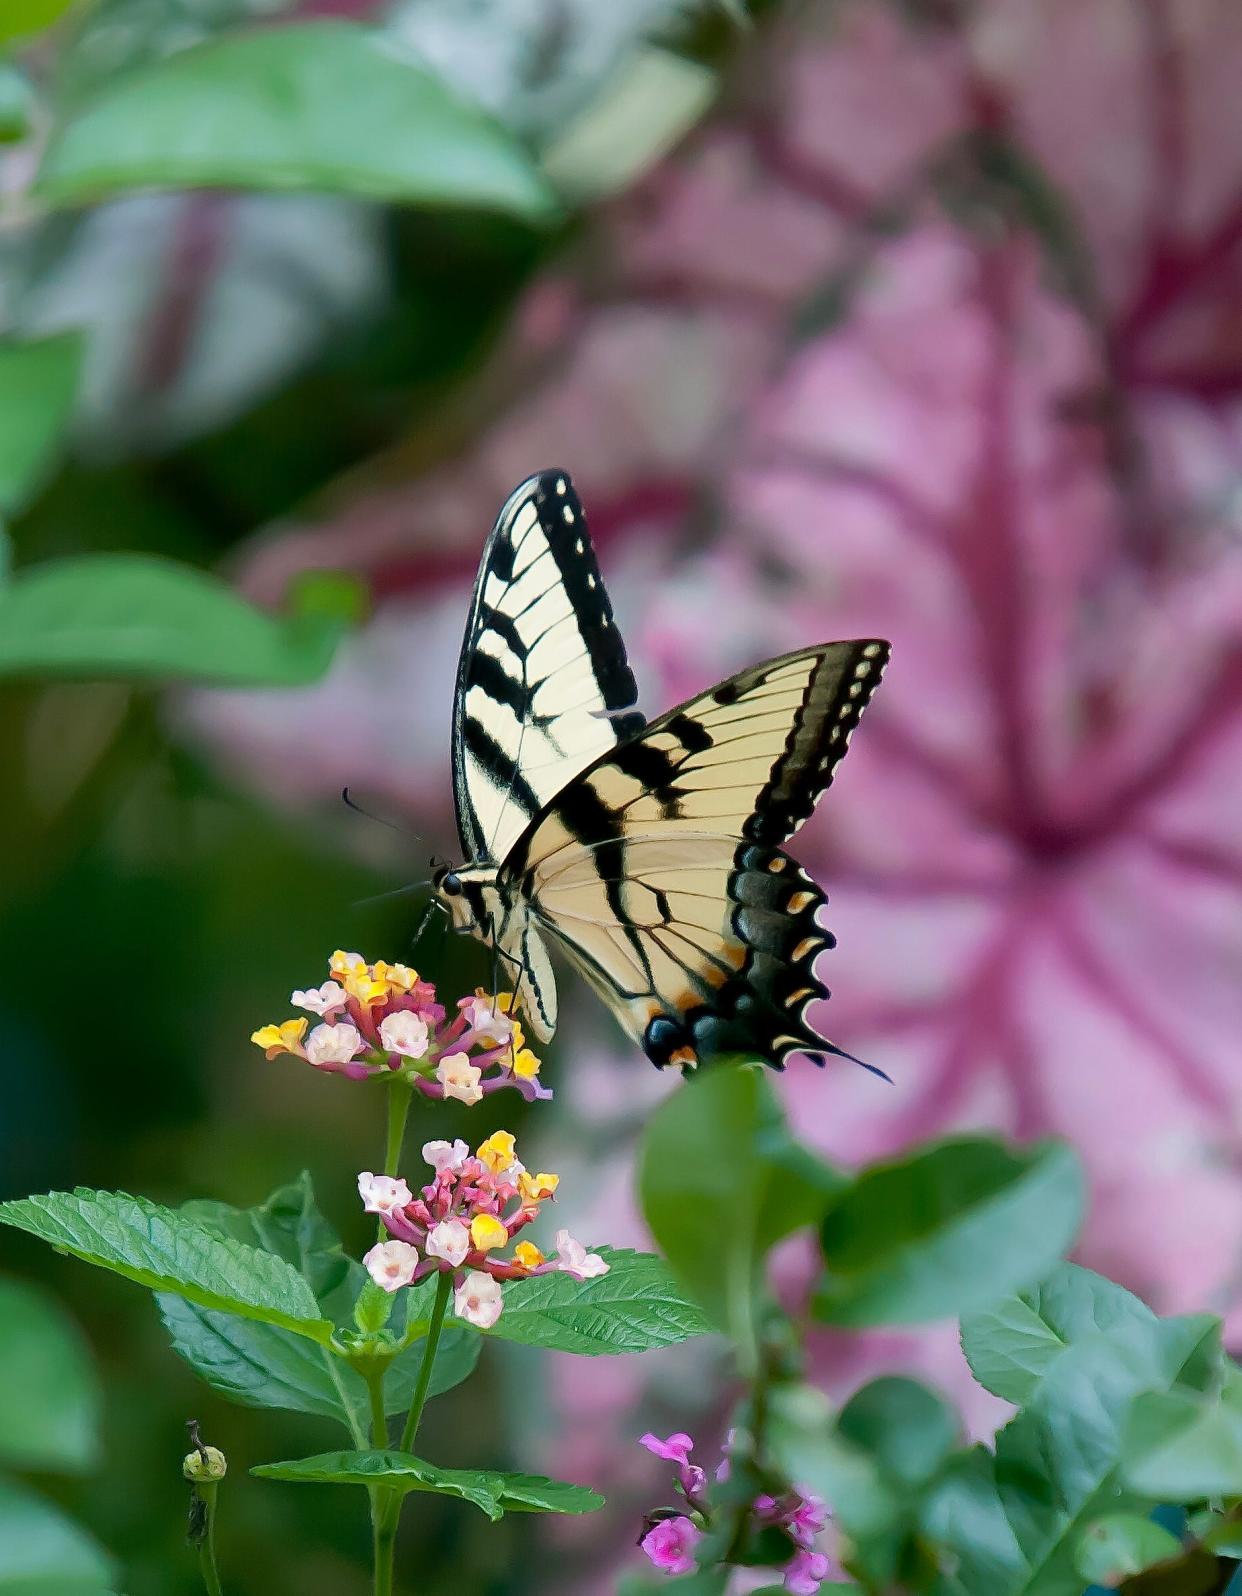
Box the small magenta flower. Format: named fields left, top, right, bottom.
left=784, top=1548, right=831, bottom=1595
left=426, top=1218, right=470, bottom=1267
left=378, top=1010, right=430, bottom=1059
left=291, top=980, right=349, bottom=1018
left=554, top=1228, right=608, bottom=1279
left=357, top=1172, right=413, bottom=1216
left=640, top=1516, right=702, bottom=1576
left=454, top=1270, right=503, bottom=1328
left=305, top=1022, right=365, bottom=1069
left=789, top=1495, right=829, bottom=1546
left=437, top=1053, right=483, bottom=1105
left=640, top=1433, right=695, bottom=1467
left=423, top=1138, right=469, bottom=1173
left=363, top=1239, right=419, bottom=1292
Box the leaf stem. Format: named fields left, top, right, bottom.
left=398, top=1269, right=452, bottom=1455
left=384, top=1074, right=415, bottom=1178
left=196, top=1482, right=224, bottom=1596
left=373, top=1511, right=397, bottom=1596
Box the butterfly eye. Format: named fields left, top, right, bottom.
left=439, top=871, right=463, bottom=898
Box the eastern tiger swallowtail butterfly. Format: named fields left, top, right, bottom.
left=431, top=469, right=890, bottom=1073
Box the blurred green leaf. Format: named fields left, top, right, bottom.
left=0, top=63, right=35, bottom=143
left=0, top=0, right=77, bottom=47
left=252, top=1451, right=603, bottom=1520
left=922, top=1314, right=1222, bottom=1596
left=0, top=334, right=83, bottom=519
left=0, top=553, right=357, bottom=683
left=1075, top=1515, right=1183, bottom=1586
left=405, top=1248, right=711, bottom=1355
left=640, top=1066, right=845, bottom=1359
left=182, top=1173, right=350, bottom=1301
left=961, top=1262, right=1156, bottom=1406
left=1121, top=1378, right=1242, bottom=1501
left=837, top=1377, right=958, bottom=1490
left=0, top=1187, right=333, bottom=1343
left=0, top=1276, right=101, bottom=1473
left=814, top=1137, right=1085, bottom=1327
left=37, top=22, right=559, bottom=219
left=617, top=1576, right=730, bottom=1596
left=0, top=1478, right=115, bottom=1592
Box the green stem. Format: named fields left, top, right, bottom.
left=366, top=1365, right=389, bottom=1451
left=373, top=1513, right=397, bottom=1596
left=378, top=1074, right=415, bottom=1242
left=196, top=1482, right=224, bottom=1596
left=398, top=1270, right=452, bottom=1455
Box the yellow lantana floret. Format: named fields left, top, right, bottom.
left=512, top=1048, right=541, bottom=1080
left=374, top=961, right=419, bottom=993
left=513, top=1240, right=545, bottom=1270
left=476, top=1131, right=518, bottom=1174
left=470, top=1214, right=508, bottom=1253
left=250, top=1018, right=309, bottom=1059
left=518, top=1171, right=559, bottom=1204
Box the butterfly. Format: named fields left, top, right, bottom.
left=431, top=469, right=890, bottom=1073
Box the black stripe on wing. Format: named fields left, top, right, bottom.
left=638, top=844, right=861, bottom=1073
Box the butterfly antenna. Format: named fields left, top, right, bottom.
left=349, top=879, right=433, bottom=910
left=341, top=787, right=427, bottom=845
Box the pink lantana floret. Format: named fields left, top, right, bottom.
left=305, top=1021, right=364, bottom=1068
left=357, top=1171, right=413, bottom=1216
left=378, top=1010, right=430, bottom=1059
left=640, top=1515, right=701, bottom=1576
left=426, top=1218, right=471, bottom=1268
left=363, top=1239, right=419, bottom=1292
left=290, top=980, right=348, bottom=1018
left=422, top=1138, right=470, bottom=1173
left=454, top=1269, right=503, bottom=1328
left=554, top=1228, right=609, bottom=1279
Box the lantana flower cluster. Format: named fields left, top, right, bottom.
left=359, top=1130, right=608, bottom=1329
left=639, top=1432, right=833, bottom=1595
left=251, top=951, right=549, bottom=1102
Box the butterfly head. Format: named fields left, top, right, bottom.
left=432, top=861, right=500, bottom=938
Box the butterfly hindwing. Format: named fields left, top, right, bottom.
left=451, top=469, right=644, bottom=863
left=500, top=640, right=890, bottom=1069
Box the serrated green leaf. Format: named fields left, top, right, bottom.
left=1074, top=1514, right=1182, bottom=1586
left=252, top=1451, right=603, bottom=1520
left=182, top=1173, right=349, bottom=1301
left=0, top=1478, right=115, bottom=1592
left=406, top=1249, right=711, bottom=1355
left=0, top=554, right=356, bottom=684
left=961, top=1263, right=1154, bottom=1405
left=640, top=1066, right=845, bottom=1361
left=37, top=22, right=558, bottom=220
left=814, top=1137, right=1085, bottom=1327
left=1121, top=1378, right=1242, bottom=1501
left=921, top=1314, right=1222, bottom=1596
left=0, top=1188, right=332, bottom=1343
left=0, top=334, right=83, bottom=518
left=0, top=1276, right=101, bottom=1473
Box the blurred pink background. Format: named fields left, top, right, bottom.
left=181, top=0, right=1242, bottom=1560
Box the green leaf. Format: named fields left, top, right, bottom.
left=410, top=1248, right=712, bottom=1356
left=0, top=1187, right=332, bottom=1344
left=1075, top=1514, right=1182, bottom=1586
left=0, top=554, right=356, bottom=684
left=767, top=1383, right=902, bottom=1549
left=640, top=1066, right=845, bottom=1357
left=1121, top=1379, right=1242, bottom=1501
left=814, top=1137, right=1085, bottom=1327
left=0, top=1276, right=101, bottom=1473
left=0, top=335, right=83, bottom=518
left=837, top=1377, right=958, bottom=1489
left=37, top=22, right=558, bottom=220
left=252, top=1451, right=603, bottom=1521
left=617, top=1575, right=731, bottom=1596
left=961, top=1263, right=1155, bottom=1406
left=921, top=1314, right=1222, bottom=1596
left=160, top=1176, right=476, bottom=1434
left=0, top=0, right=77, bottom=47
left=0, top=1478, right=115, bottom=1593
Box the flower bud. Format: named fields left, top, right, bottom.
left=183, top=1445, right=227, bottom=1482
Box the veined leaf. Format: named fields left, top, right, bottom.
left=0, top=554, right=357, bottom=684
left=960, top=1263, right=1160, bottom=1405
left=252, top=1450, right=602, bottom=1521
left=0, top=1188, right=332, bottom=1343
left=814, top=1137, right=1085, bottom=1327
left=1121, top=1377, right=1242, bottom=1500
left=37, top=22, right=559, bottom=220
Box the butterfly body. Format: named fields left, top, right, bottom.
left=435, top=469, right=890, bottom=1073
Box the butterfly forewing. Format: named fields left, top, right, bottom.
left=451, top=470, right=644, bottom=863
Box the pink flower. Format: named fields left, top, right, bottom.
left=363, top=1239, right=419, bottom=1292
left=639, top=1433, right=695, bottom=1468
left=378, top=1010, right=430, bottom=1059
left=553, top=1229, right=609, bottom=1281
left=454, top=1269, right=503, bottom=1329
left=356, top=1171, right=412, bottom=1216
left=422, top=1138, right=469, bottom=1174
left=436, top=1052, right=483, bottom=1106
left=789, top=1494, right=829, bottom=1546
left=640, top=1515, right=702, bottom=1577
left=425, top=1218, right=470, bottom=1268
left=290, top=980, right=348, bottom=1017
left=783, top=1548, right=831, bottom=1596
left=304, top=1022, right=364, bottom=1068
